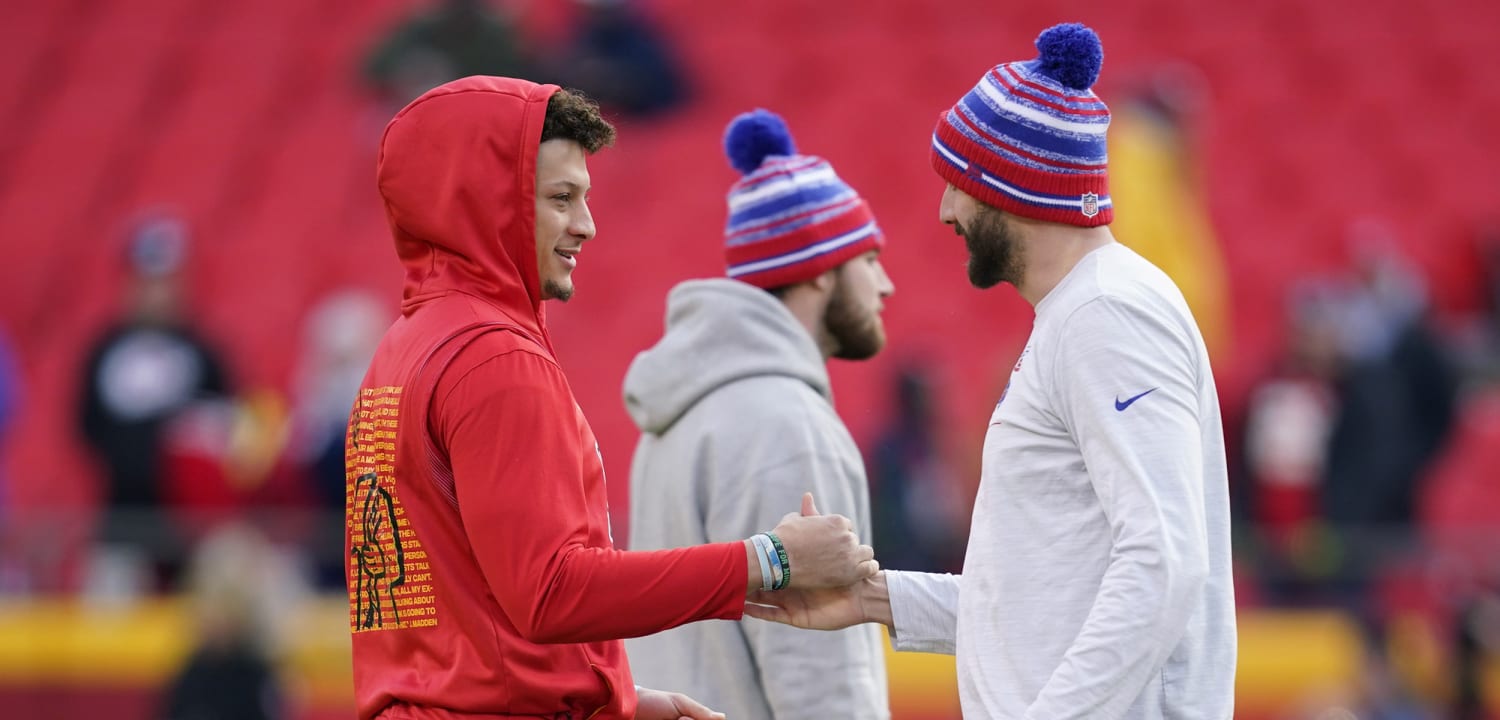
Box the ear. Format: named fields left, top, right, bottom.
left=809, top=266, right=839, bottom=294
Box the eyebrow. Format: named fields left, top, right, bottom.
left=543, top=180, right=589, bottom=193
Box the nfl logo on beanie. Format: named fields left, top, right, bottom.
left=721, top=109, right=884, bottom=290
left=931, top=23, right=1113, bottom=227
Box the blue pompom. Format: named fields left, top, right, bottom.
left=1034, top=23, right=1103, bottom=91
left=724, top=109, right=797, bottom=175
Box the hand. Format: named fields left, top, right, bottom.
left=745, top=572, right=892, bottom=631
left=634, top=687, right=725, bottom=720
left=768, top=493, right=878, bottom=589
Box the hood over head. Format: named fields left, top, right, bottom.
left=377, top=76, right=558, bottom=339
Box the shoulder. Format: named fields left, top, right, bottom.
left=1052, top=294, right=1195, bottom=374
left=432, top=330, right=567, bottom=415
left=691, top=377, right=857, bottom=468
left=1047, top=246, right=1196, bottom=347
left=697, top=375, right=831, bottom=427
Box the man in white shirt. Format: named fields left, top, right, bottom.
left=746, top=22, right=1237, bottom=720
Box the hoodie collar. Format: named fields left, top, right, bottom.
left=623, top=278, right=831, bottom=435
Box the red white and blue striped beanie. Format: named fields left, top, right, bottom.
left=722, top=109, right=883, bottom=289
left=931, top=23, right=1112, bottom=227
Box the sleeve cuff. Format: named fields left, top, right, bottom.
left=886, top=570, right=958, bottom=655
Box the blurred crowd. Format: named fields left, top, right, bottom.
left=1232, top=217, right=1500, bottom=719
left=1, top=1, right=1497, bottom=719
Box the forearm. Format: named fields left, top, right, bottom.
left=518, top=541, right=748, bottom=643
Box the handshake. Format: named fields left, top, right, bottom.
left=737, top=492, right=892, bottom=633
left=743, top=492, right=876, bottom=591
left=636, top=494, right=890, bottom=720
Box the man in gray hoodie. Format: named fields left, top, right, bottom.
left=623, top=109, right=895, bottom=720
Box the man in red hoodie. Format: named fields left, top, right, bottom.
left=345, top=76, right=877, bottom=720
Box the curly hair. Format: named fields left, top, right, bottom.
left=540, top=89, right=615, bottom=153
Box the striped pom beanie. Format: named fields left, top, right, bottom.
left=931, top=23, right=1112, bottom=227
left=722, top=109, right=883, bottom=289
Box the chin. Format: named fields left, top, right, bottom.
left=834, top=328, right=886, bottom=361
left=543, top=278, right=575, bottom=302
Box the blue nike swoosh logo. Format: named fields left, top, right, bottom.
left=1115, top=388, right=1157, bottom=411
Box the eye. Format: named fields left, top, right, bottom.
left=552, top=193, right=572, bottom=204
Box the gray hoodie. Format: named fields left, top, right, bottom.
left=623, top=278, right=890, bottom=720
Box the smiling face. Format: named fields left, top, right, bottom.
left=533, top=138, right=596, bottom=302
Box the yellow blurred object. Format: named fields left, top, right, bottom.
left=1386, top=612, right=1451, bottom=705
left=880, top=627, right=962, bottom=716
left=3, top=600, right=1494, bottom=716
left=1108, top=103, right=1232, bottom=360
left=226, top=389, right=291, bottom=490
left=0, top=600, right=192, bottom=686
left=1234, top=610, right=1364, bottom=716
left=0, top=596, right=351, bottom=704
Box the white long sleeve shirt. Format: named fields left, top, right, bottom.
left=887, top=242, right=1236, bottom=719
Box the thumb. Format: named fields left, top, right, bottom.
left=801, top=492, right=819, bottom=517
left=671, top=692, right=724, bottom=720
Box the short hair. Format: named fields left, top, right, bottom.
left=541, top=89, right=615, bottom=153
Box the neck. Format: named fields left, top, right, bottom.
left=1015, top=221, right=1114, bottom=306
left=778, top=284, right=835, bottom=360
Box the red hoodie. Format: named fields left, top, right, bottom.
left=344, top=77, right=748, bottom=720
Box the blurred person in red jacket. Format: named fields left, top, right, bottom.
left=346, top=76, right=877, bottom=720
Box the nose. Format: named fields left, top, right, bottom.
left=875, top=259, right=895, bottom=298
left=571, top=200, right=596, bottom=241
left=938, top=184, right=957, bottom=226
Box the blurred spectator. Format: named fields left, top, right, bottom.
left=1108, top=63, right=1231, bottom=359
left=0, top=326, right=20, bottom=593
left=1347, top=623, right=1437, bottom=720
left=543, top=0, right=688, bottom=119
left=287, top=291, right=388, bottom=514
left=1453, top=588, right=1500, bottom=720
left=1242, top=281, right=1343, bottom=601
left=77, top=214, right=233, bottom=595
left=159, top=523, right=294, bottom=720
left=1245, top=222, right=1462, bottom=607
left=1454, top=220, right=1500, bottom=384
left=1323, top=221, right=1458, bottom=534
left=867, top=365, right=965, bottom=572
left=364, top=0, right=531, bottom=109
left=1482, top=224, right=1500, bottom=361
left=0, top=325, right=17, bottom=515
left=284, top=290, right=389, bottom=586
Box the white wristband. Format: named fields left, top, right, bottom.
left=750, top=534, right=775, bottom=592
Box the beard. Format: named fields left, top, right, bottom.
left=542, top=277, right=574, bottom=302
left=957, top=207, right=1024, bottom=289
left=823, top=271, right=885, bottom=360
